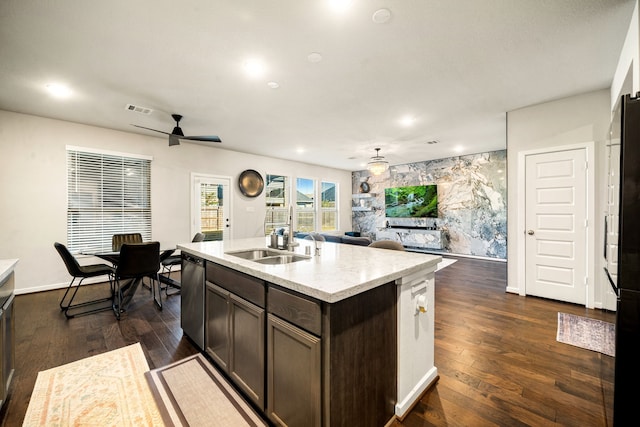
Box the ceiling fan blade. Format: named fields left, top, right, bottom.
left=132, top=116, right=221, bottom=145
left=181, top=135, right=222, bottom=143
left=132, top=124, right=171, bottom=136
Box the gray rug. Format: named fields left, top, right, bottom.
left=556, top=312, right=615, bottom=357
left=145, top=353, right=268, bottom=427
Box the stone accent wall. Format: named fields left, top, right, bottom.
left=352, top=150, right=506, bottom=259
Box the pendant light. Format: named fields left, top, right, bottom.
left=367, top=148, right=389, bottom=175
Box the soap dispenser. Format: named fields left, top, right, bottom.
left=270, top=229, right=278, bottom=249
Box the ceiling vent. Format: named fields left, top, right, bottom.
left=125, top=104, right=153, bottom=115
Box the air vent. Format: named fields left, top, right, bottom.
left=125, top=104, right=153, bottom=115
left=425, top=140, right=439, bottom=145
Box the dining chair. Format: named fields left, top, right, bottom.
left=54, top=242, right=115, bottom=319
left=112, top=241, right=161, bottom=319
left=161, top=232, right=205, bottom=273
left=111, top=233, right=143, bottom=251
left=160, top=233, right=205, bottom=297
left=368, top=240, right=406, bottom=251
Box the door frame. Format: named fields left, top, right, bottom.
left=516, top=142, right=595, bottom=308
left=190, top=172, right=234, bottom=241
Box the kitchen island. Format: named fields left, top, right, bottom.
left=178, top=237, right=440, bottom=426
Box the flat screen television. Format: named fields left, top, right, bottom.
left=384, top=185, right=438, bottom=218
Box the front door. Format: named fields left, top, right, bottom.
left=192, top=174, right=231, bottom=241
left=525, top=148, right=588, bottom=305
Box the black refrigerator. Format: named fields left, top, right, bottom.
left=605, top=92, right=640, bottom=425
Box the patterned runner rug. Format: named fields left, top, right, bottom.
left=23, top=342, right=163, bottom=426
left=556, top=312, right=615, bottom=357
left=145, top=353, right=267, bottom=427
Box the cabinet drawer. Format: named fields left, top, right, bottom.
left=268, top=286, right=321, bottom=336
left=206, top=262, right=265, bottom=307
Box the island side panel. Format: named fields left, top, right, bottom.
left=322, top=281, right=397, bottom=427
left=395, top=268, right=438, bottom=418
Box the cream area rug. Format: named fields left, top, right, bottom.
left=557, top=312, right=615, bottom=357
left=23, top=342, right=163, bottom=426
left=145, top=353, right=267, bottom=427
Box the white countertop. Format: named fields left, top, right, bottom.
left=0, top=259, right=19, bottom=284
left=178, top=237, right=440, bottom=303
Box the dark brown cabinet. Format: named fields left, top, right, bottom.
left=205, top=264, right=266, bottom=409
left=204, top=260, right=398, bottom=427
left=0, top=272, right=14, bottom=413
left=266, top=285, right=322, bottom=427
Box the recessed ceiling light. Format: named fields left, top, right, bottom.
left=328, top=0, right=353, bottom=13
left=372, top=8, right=392, bottom=24
left=45, top=83, right=72, bottom=99
left=399, top=116, right=416, bottom=127
left=454, top=145, right=464, bottom=153
left=307, top=52, right=323, bottom=63
left=267, top=81, right=280, bottom=89
left=242, top=58, right=266, bottom=79
left=296, top=147, right=305, bottom=154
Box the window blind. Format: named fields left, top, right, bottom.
left=66, top=148, right=152, bottom=254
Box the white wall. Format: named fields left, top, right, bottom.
left=611, top=0, right=639, bottom=108
left=0, top=110, right=352, bottom=293
left=506, top=89, right=611, bottom=307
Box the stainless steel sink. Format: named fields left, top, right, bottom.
left=226, top=249, right=282, bottom=260
left=226, top=249, right=310, bottom=264
left=253, top=254, right=310, bottom=265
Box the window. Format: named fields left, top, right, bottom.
left=296, top=177, right=315, bottom=232
left=66, top=146, right=152, bottom=254
left=265, top=174, right=290, bottom=234
left=321, top=181, right=338, bottom=231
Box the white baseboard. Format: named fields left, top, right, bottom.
left=15, top=265, right=182, bottom=296
left=15, top=275, right=110, bottom=295
left=395, top=366, right=438, bottom=418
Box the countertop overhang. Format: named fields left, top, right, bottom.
left=178, top=237, right=440, bottom=303
left=0, top=259, right=18, bottom=284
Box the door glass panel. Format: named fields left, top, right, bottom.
left=193, top=175, right=230, bottom=240
left=200, top=182, right=224, bottom=241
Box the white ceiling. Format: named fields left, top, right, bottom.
left=0, top=0, right=634, bottom=171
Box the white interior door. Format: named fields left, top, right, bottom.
left=525, top=148, right=587, bottom=305
left=192, top=174, right=231, bottom=241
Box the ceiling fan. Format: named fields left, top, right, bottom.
left=133, top=114, right=222, bottom=146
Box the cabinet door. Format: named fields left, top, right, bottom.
left=267, top=314, right=321, bottom=427
left=205, top=283, right=230, bottom=371
left=2, top=296, right=14, bottom=396
left=229, top=294, right=265, bottom=410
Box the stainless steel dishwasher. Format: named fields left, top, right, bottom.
left=181, top=253, right=205, bottom=349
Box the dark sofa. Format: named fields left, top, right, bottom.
left=294, top=232, right=372, bottom=246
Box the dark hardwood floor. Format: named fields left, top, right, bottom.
left=392, top=257, right=614, bottom=427
left=0, top=258, right=614, bottom=426
left=0, top=275, right=200, bottom=426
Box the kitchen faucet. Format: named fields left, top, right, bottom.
left=307, top=233, right=321, bottom=256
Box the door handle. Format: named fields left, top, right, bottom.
left=527, top=230, right=534, bottom=235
